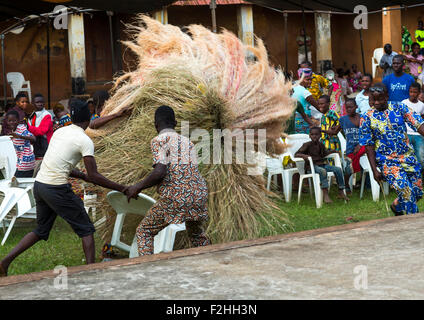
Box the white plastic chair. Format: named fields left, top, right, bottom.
left=372, top=48, right=384, bottom=79
left=0, top=136, right=36, bottom=245
left=6, top=72, right=31, bottom=102
left=337, top=132, right=354, bottom=191
left=107, top=191, right=186, bottom=257
left=296, top=152, right=344, bottom=208
left=359, top=154, right=389, bottom=202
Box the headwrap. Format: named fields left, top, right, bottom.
left=70, top=99, right=91, bottom=123
left=298, top=67, right=312, bottom=79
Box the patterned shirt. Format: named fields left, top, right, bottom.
left=359, top=102, right=424, bottom=170
left=53, top=113, right=72, bottom=132
left=308, top=73, right=330, bottom=100
left=12, top=124, right=36, bottom=172
left=320, top=109, right=341, bottom=152
left=150, top=129, right=208, bottom=221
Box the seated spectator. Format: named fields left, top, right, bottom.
left=5, top=110, right=36, bottom=178
left=339, top=99, right=367, bottom=194
left=1, top=93, right=29, bottom=136
left=295, top=127, right=349, bottom=203
left=318, top=95, right=341, bottom=155
left=401, top=82, right=424, bottom=171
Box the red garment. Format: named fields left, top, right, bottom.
left=27, top=113, right=53, bottom=143
left=347, top=146, right=366, bottom=173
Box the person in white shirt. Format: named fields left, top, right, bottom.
left=402, top=82, right=424, bottom=169
left=355, top=73, right=373, bottom=114
left=0, top=100, right=127, bottom=277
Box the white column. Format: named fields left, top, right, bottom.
left=237, top=5, right=254, bottom=46
left=314, top=13, right=332, bottom=74
left=153, top=7, right=168, bottom=24
left=67, top=13, right=86, bottom=95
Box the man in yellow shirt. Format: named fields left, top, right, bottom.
left=415, top=20, right=424, bottom=55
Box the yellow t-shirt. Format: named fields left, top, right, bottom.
left=415, top=29, right=424, bottom=48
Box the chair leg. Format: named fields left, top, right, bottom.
left=1, top=215, right=17, bottom=246
left=308, top=178, right=313, bottom=199
left=313, top=175, right=322, bottom=208
left=266, top=172, right=272, bottom=191
left=298, top=177, right=304, bottom=204
left=110, top=213, right=126, bottom=247
left=360, top=172, right=366, bottom=199
left=282, top=171, right=293, bottom=202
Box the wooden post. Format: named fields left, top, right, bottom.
left=67, top=13, right=86, bottom=95
left=237, top=4, right=254, bottom=46
left=382, top=6, right=402, bottom=53
left=314, top=13, right=332, bottom=74
left=153, top=7, right=168, bottom=24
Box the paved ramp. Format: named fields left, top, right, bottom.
left=1, top=214, right=424, bottom=299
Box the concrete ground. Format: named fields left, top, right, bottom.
left=1, top=214, right=424, bottom=300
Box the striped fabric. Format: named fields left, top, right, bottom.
left=12, top=124, right=36, bottom=172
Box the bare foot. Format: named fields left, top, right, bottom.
left=337, top=191, right=350, bottom=201
left=324, top=195, right=333, bottom=203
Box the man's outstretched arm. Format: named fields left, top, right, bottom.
left=124, top=164, right=167, bottom=202
left=79, top=156, right=126, bottom=192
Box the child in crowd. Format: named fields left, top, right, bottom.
left=295, top=127, right=349, bottom=203
left=401, top=82, right=424, bottom=170
left=5, top=110, right=36, bottom=178
left=339, top=99, right=367, bottom=193
left=319, top=95, right=341, bottom=155
left=52, top=103, right=72, bottom=132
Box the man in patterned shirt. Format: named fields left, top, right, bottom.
left=359, top=82, right=424, bottom=215
left=125, top=105, right=211, bottom=255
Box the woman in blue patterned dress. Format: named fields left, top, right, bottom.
left=359, top=83, right=424, bottom=215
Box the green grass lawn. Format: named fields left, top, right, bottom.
left=0, top=184, right=417, bottom=276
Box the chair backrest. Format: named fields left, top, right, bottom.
left=338, top=132, right=347, bottom=155
left=6, top=72, right=25, bottom=92
left=285, top=134, right=311, bottom=156
left=107, top=190, right=156, bottom=216
left=0, top=136, right=17, bottom=179
left=373, top=48, right=384, bottom=63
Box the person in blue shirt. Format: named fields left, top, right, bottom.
left=382, top=55, right=415, bottom=103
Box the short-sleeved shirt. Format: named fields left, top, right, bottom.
left=383, top=72, right=415, bottom=103
left=339, top=115, right=360, bottom=155
left=359, top=102, right=424, bottom=170
left=292, top=85, right=312, bottom=115
left=295, top=141, right=330, bottom=167
left=415, top=29, right=424, bottom=48
left=401, top=98, right=424, bottom=135
left=355, top=90, right=371, bottom=114
left=320, top=110, right=341, bottom=150
left=308, top=73, right=330, bottom=101
left=12, top=124, right=36, bottom=172
left=149, top=129, right=208, bottom=222
left=36, top=124, right=95, bottom=185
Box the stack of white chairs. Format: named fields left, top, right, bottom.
left=0, top=136, right=37, bottom=245
left=6, top=72, right=32, bottom=102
